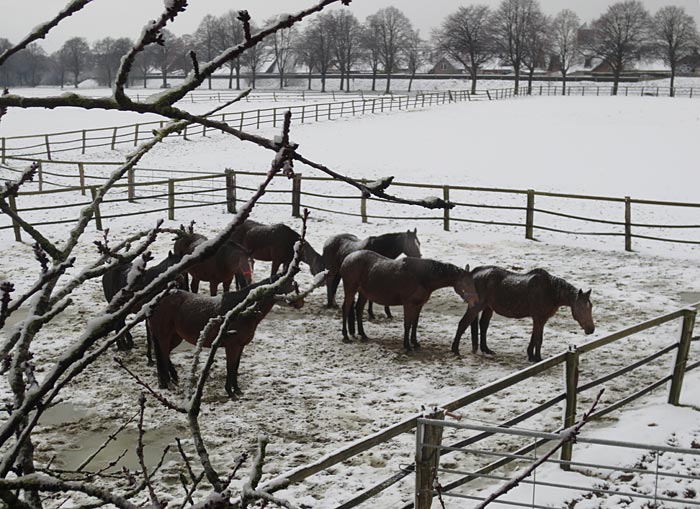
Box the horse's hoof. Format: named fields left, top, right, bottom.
left=483, top=348, right=495, bottom=356
left=342, top=337, right=352, bottom=343
left=147, top=360, right=155, bottom=367
left=359, top=335, right=368, bottom=342
left=413, top=343, right=421, bottom=350
left=452, top=349, right=461, bottom=357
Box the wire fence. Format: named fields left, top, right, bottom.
left=2, top=164, right=700, bottom=255
left=0, top=89, right=487, bottom=161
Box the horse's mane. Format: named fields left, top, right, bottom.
left=527, top=268, right=577, bottom=302
left=419, top=259, right=463, bottom=278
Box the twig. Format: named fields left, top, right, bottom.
left=136, top=394, right=161, bottom=508
left=114, top=358, right=184, bottom=413
left=76, top=409, right=140, bottom=472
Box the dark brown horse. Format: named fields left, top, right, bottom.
left=452, top=266, right=595, bottom=362
left=101, top=251, right=187, bottom=363
left=340, top=250, right=478, bottom=352
left=323, top=228, right=422, bottom=318
left=173, top=229, right=252, bottom=296
left=231, top=219, right=324, bottom=277
left=148, top=274, right=302, bottom=398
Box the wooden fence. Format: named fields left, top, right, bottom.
left=237, top=305, right=698, bottom=508
left=0, top=89, right=483, bottom=162
left=2, top=166, right=700, bottom=252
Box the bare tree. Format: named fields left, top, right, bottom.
left=360, top=21, right=382, bottom=91
left=93, top=37, right=133, bottom=87
left=60, top=36, right=91, bottom=88
left=194, top=14, right=221, bottom=89
left=217, top=10, right=246, bottom=90
left=586, top=0, right=651, bottom=95
left=328, top=10, right=362, bottom=92
left=551, top=9, right=582, bottom=95
left=492, top=0, right=541, bottom=95
left=298, top=13, right=335, bottom=92
left=433, top=5, right=495, bottom=94
left=366, top=6, right=414, bottom=94
left=521, top=9, right=550, bottom=95
left=132, top=44, right=159, bottom=88
left=403, top=29, right=423, bottom=92
left=651, top=5, right=700, bottom=96
left=266, top=16, right=299, bottom=89
left=153, top=29, right=185, bottom=89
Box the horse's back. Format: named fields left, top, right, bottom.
left=475, top=266, right=559, bottom=318
left=323, top=233, right=362, bottom=272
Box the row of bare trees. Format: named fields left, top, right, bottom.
left=434, top=0, right=699, bottom=96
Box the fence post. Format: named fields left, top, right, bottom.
left=44, top=135, right=52, bottom=160
left=525, top=190, right=535, bottom=240
left=292, top=173, right=302, bottom=218
left=168, top=179, right=175, bottom=221
left=415, top=410, right=445, bottom=509
left=443, top=186, right=450, bottom=231
left=668, top=308, right=697, bottom=405
left=81, top=130, right=86, bottom=155
left=127, top=167, right=135, bottom=202
left=560, top=347, right=580, bottom=470
left=111, top=127, right=118, bottom=150
left=37, top=162, right=43, bottom=192
left=78, top=163, right=86, bottom=195
left=1, top=137, right=5, bottom=164
left=257, top=109, right=261, bottom=129
left=90, top=187, right=103, bottom=231
left=8, top=195, right=22, bottom=242
left=134, top=124, right=139, bottom=146
left=225, top=169, right=237, bottom=214
left=624, top=196, right=632, bottom=252
left=360, top=179, right=368, bottom=223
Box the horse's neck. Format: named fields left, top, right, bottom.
left=554, top=278, right=578, bottom=308
left=423, top=260, right=462, bottom=291
left=366, top=234, right=401, bottom=258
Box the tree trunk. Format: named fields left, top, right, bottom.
left=235, top=66, right=241, bottom=90
left=279, top=70, right=284, bottom=90
left=73, top=70, right=79, bottom=88
left=670, top=65, right=675, bottom=97
left=527, top=68, right=534, bottom=95
left=371, top=70, right=377, bottom=92
left=321, top=73, right=326, bottom=93
left=339, top=69, right=345, bottom=91
left=252, top=69, right=256, bottom=89
left=470, top=69, right=478, bottom=94
left=308, top=70, right=313, bottom=90
left=561, top=71, right=567, bottom=95
left=612, top=69, right=620, bottom=96
left=228, top=67, right=233, bottom=89
left=513, top=65, right=520, bottom=95
left=161, top=68, right=167, bottom=89
left=384, top=73, right=392, bottom=94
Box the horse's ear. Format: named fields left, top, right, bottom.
left=413, top=227, right=417, bottom=234
left=584, top=289, right=592, bottom=299
left=464, top=264, right=470, bottom=272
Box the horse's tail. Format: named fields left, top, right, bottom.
left=303, top=242, right=325, bottom=275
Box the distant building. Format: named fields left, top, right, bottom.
left=678, top=51, right=700, bottom=75
left=428, top=56, right=463, bottom=74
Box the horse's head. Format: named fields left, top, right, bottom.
left=238, top=252, right=254, bottom=286
left=572, top=289, right=595, bottom=335
left=454, top=264, right=479, bottom=306
left=165, top=251, right=189, bottom=291
left=402, top=228, right=422, bottom=258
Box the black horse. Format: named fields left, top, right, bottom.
left=323, top=229, right=422, bottom=318
left=452, top=266, right=595, bottom=362
left=102, top=251, right=187, bottom=363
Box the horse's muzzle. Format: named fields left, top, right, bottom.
left=585, top=326, right=595, bottom=335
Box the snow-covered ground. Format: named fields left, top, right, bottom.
left=1, top=87, right=699, bottom=507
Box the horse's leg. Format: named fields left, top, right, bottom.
left=235, top=272, right=246, bottom=290
left=145, top=321, right=154, bottom=366
left=384, top=305, right=393, bottom=319
left=270, top=260, right=280, bottom=277
left=190, top=277, right=200, bottom=294
left=225, top=343, right=245, bottom=398
left=222, top=278, right=232, bottom=294
left=210, top=282, right=219, bottom=297
left=410, top=307, right=421, bottom=349
left=402, top=306, right=414, bottom=352
left=528, top=318, right=546, bottom=362
left=151, top=327, right=170, bottom=389
left=367, top=300, right=375, bottom=321
left=327, top=274, right=342, bottom=308
left=452, top=306, right=480, bottom=355
left=115, top=318, right=129, bottom=351
left=355, top=294, right=368, bottom=340
left=479, top=307, right=495, bottom=355
left=341, top=289, right=356, bottom=342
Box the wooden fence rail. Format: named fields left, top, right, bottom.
left=3, top=168, right=700, bottom=252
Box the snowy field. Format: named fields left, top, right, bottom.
left=1, top=86, right=700, bottom=507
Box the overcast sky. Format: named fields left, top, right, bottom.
left=3, top=0, right=700, bottom=53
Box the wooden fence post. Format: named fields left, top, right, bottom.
left=443, top=186, right=450, bottom=231
left=37, top=162, right=43, bottom=192
left=292, top=173, right=302, bottom=218
left=168, top=179, right=175, bottom=220
left=415, top=410, right=445, bottom=509
left=624, top=196, right=632, bottom=252
left=134, top=124, right=139, bottom=146
left=127, top=168, right=135, bottom=202
left=225, top=169, right=237, bottom=214
left=560, top=347, right=579, bottom=470
left=360, top=179, right=368, bottom=223
left=44, top=135, right=52, bottom=160
left=90, top=187, right=103, bottom=231
left=111, top=127, right=118, bottom=150
left=82, top=130, right=87, bottom=154
left=1, top=137, right=5, bottom=164
left=525, top=190, right=535, bottom=240
left=668, top=308, right=697, bottom=405
left=8, top=195, right=22, bottom=242
left=78, top=163, right=86, bottom=195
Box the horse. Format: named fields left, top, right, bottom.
left=340, top=250, right=478, bottom=352
left=101, top=251, right=187, bottom=363
left=173, top=228, right=252, bottom=296
left=452, top=266, right=595, bottom=362
left=148, top=274, right=303, bottom=399
left=231, top=219, right=324, bottom=277
left=323, top=228, right=422, bottom=319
